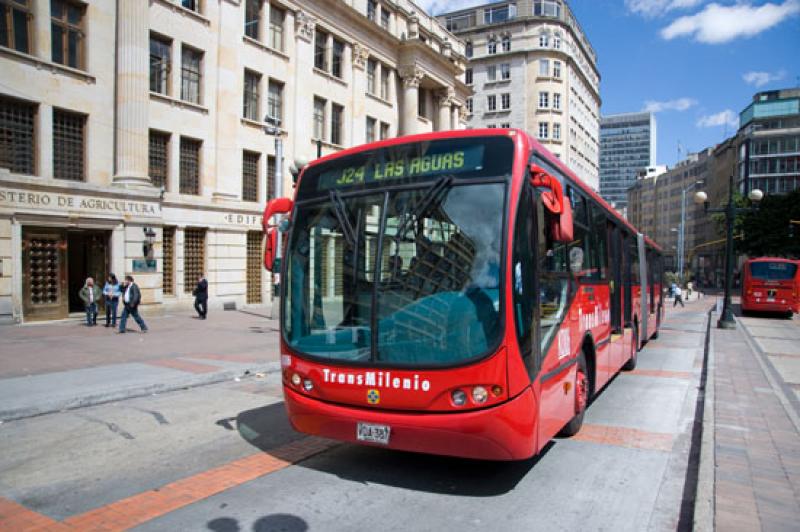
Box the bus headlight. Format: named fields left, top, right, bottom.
left=291, top=373, right=302, bottom=387
left=472, top=386, right=488, bottom=404
left=451, top=389, right=467, bottom=406
left=303, top=379, right=314, bottom=392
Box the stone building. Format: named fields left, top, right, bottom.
left=0, top=0, right=468, bottom=323
left=437, top=0, right=600, bottom=190
left=627, top=149, right=712, bottom=273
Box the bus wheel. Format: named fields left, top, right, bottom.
left=623, top=324, right=639, bottom=371
left=559, top=353, right=588, bottom=437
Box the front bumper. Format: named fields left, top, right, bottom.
left=284, top=386, right=537, bottom=461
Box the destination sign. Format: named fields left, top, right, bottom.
left=316, top=145, right=485, bottom=191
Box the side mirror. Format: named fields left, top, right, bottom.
left=264, top=228, right=278, bottom=271
left=263, top=197, right=294, bottom=272
left=530, top=164, right=573, bottom=242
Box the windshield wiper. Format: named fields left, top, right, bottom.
left=394, top=175, right=454, bottom=240
left=329, top=190, right=356, bottom=248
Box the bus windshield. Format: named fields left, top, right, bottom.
left=284, top=136, right=513, bottom=366
left=750, top=261, right=798, bottom=281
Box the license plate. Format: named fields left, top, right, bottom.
left=356, top=422, right=391, bottom=445
left=767, top=297, right=776, bottom=302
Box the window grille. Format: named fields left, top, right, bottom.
left=246, top=231, right=262, bottom=304
left=267, top=155, right=276, bottom=199
left=242, top=150, right=259, bottom=202
left=53, top=108, right=85, bottom=181
left=0, top=96, right=36, bottom=175
left=149, top=130, right=169, bottom=188
left=184, top=228, right=206, bottom=293
left=179, top=137, right=201, bottom=195
left=162, top=227, right=175, bottom=295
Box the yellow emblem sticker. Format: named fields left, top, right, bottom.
left=366, top=389, right=380, bottom=405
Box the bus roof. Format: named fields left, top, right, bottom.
left=744, top=257, right=799, bottom=264
left=297, top=128, right=663, bottom=253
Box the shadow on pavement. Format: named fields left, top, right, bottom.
left=216, top=403, right=304, bottom=451
left=227, top=403, right=552, bottom=497
left=208, top=514, right=308, bottom=532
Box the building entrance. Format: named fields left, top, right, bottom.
left=22, top=227, right=110, bottom=321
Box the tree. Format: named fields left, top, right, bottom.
left=736, top=189, right=800, bottom=258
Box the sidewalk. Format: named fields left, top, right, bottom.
left=0, top=310, right=282, bottom=421
left=706, top=306, right=800, bottom=529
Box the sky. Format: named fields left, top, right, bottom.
left=419, top=0, right=800, bottom=167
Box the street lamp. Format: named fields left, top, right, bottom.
left=263, top=114, right=284, bottom=317
left=702, top=175, right=764, bottom=329
left=678, top=180, right=704, bottom=286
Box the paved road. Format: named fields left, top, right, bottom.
left=0, top=301, right=712, bottom=531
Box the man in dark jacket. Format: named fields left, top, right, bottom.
left=119, top=275, right=148, bottom=333
left=193, top=274, right=208, bottom=319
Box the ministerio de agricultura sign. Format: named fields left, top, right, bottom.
left=0, top=188, right=161, bottom=218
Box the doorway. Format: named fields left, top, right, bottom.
left=22, top=227, right=110, bottom=321
left=67, top=231, right=110, bottom=313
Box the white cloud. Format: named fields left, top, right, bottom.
left=642, top=98, right=698, bottom=112
left=696, top=110, right=739, bottom=128
left=742, top=69, right=787, bottom=87
left=661, top=1, right=800, bottom=44
left=626, top=0, right=705, bottom=18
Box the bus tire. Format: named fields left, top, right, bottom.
left=559, top=352, right=588, bottom=437
left=623, top=324, right=639, bottom=371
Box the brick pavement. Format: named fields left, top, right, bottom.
left=713, top=319, right=800, bottom=530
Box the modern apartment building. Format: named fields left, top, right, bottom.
left=438, top=0, right=601, bottom=190
left=599, top=112, right=656, bottom=213
left=738, top=88, right=800, bottom=196
left=0, top=0, right=468, bottom=323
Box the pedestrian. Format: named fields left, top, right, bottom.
left=103, top=273, right=121, bottom=328
left=119, top=275, right=148, bottom=333
left=673, top=283, right=685, bottom=307
left=79, top=277, right=101, bottom=326
left=193, top=273, right=208, bottom=319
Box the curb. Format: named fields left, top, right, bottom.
left=0, top=361, right=282, bottom=422
left=693, top=309, right=716, bottom=531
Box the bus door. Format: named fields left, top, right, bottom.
left=607, top=222, right=624, bottom=375
left=621, top=231, right=635, bottom=368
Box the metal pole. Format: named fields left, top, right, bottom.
left=718, top=174, right=736, bottom=329
left=679, top=188, right=686, bottom=286
left=271, top=133, right=283, bottom=319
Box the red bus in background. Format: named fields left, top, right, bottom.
left=263, top=129, right=664, bottom=460
left=741, top=257, right=800, bottom=317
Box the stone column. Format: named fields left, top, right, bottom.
left=292, top=11, right=316, bottom=163
left=351, top=43, right=370, bottom=145
left=436, top=88, right=454, bottom=131
left=398, top=66, right=423, bottom=136
left=32, top=0, right=51, bottom=61
left=451, top=105, right=460, bottom=130
left=113, top=0, right=150, bottom=187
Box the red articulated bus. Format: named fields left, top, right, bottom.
left=263, top=129, right=664, bottom=460
left=741, top=257, right=799, bottom=317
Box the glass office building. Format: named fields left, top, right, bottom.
left=599, top=112, right=656, bottom=212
